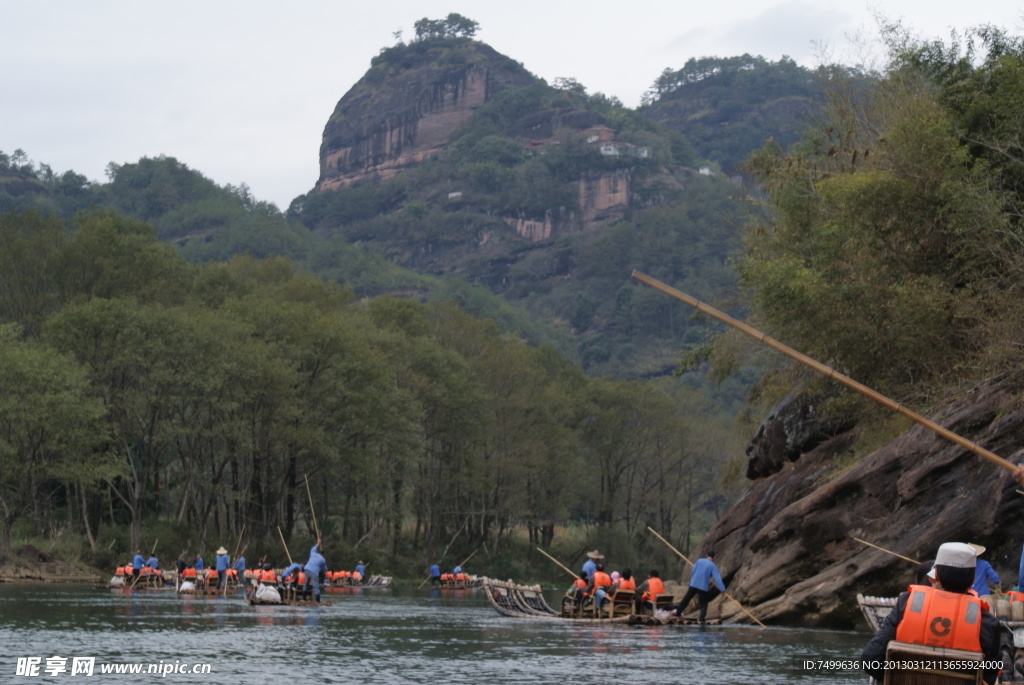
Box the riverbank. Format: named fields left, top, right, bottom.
left=0, top=558, right=104, bottom=584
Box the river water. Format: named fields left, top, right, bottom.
left=1, top=583, right=870, bottom=684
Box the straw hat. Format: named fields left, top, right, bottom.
left=216, top=546, right=228, bottom=555
left=967, top=543, right=986, bottom=556
left=586, top=550, right=604, bottom=560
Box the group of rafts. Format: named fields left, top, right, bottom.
left=108, top=565, right=392, bottom=605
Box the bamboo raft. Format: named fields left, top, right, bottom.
left=246, top=585, right=332, bottom=606
left=437, top=575, right=485, bottom=590
left=483, top=579, right=720, bottom=625
left=859, top=593, right=1024, bottom=630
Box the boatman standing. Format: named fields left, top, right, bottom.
left=672, top=551, right=725, bottom=623
left=215, top=547, right=230, bottom=589
left=131, top=550, right=146, bottom=581
left=582, top=550, right=603, bottom=579
left=355, top=561, right=366, bottom=581
left=303, top=540, right=327, bottom=603
left=968, top=544, right=1000, bottom=597
left=430, top=563, right=441, bottom=586
left=860, top=542, right=1001, bottom=684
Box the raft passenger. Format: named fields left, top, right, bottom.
left=860, top=542, right=1001, bottom=684
left=634, top=569, right=665, bottom=615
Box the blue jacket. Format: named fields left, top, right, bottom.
left=233, top=556, right=246, bottom=573
left=689, top=557, right=726, bottom=592
left=215, top=553, right=230, bottom=572
left=582, top=558, right=596, bottom=578
left=194, top=557, right=204, bottom=571
left=355, top=563, right=365, bottom=577
left=430, top=564, right=440, bottom=578
left=453, top=565, right=462, bottom=575
left=132, top=554, right=145, bottom=570
left=147, top=556, right=158, bottom=570
left=282, top=562, right=303, bottom=581
left=973, top=559, right=1000, bottom=596
left=304, top=551, right=327, bottom=577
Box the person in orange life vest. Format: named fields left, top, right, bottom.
left=581, top=563, right=613, bottom=609
left=634, top=569, right=666, bottom=615
left=614, top=568, right=636, bottom=592
left=673, top=551, right=725, bottom=623
left=567, top=571, right=589, bottom=607
left=860, top=542, right=1001, bottom=685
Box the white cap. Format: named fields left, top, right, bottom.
left=927, top=542, right=977, bottom=580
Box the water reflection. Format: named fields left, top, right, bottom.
left=0, top=584, right=870, bottom=684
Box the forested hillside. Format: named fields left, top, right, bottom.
left=0, top=208, right=744, bottom=577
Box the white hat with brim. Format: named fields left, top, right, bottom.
left=216, top=547, right=228, bottom=555
left=967, top=543, right=986, bottom=556
left=586, top=550, right=604, bottom=560
left=927, top=542, right=977, bottom=580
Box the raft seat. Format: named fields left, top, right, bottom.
left=654, top=593, right=676, bottom=612
left=881, top=640, right=984, bottom=685
left=607, top=589, right=634, bottom=618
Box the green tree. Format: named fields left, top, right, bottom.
left=0, top=327, right=107, bottom=554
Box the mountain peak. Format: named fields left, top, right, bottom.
left=316, top=40, right=537, bottom=191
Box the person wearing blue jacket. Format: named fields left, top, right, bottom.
left=215, top=547, right=230, bottom=589
left=303, top=540, right=327, bottom=603
left=969, top=544, right=1000, bottom=596
left=194, top=554, right=204, bottom=572
left=280, top=562, right=303, bottom=587
left=672, top=551, right=726, bottom=623
left=429, top=563, right=441, bottom=586
left=132, top=551, right=146, bottom=581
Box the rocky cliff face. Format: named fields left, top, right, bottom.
left=701, top=372, right=1024, bottom=628
left=316, top=43, right=536, bottom=192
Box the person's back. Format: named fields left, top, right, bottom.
left=860, top=542, right=1001, bottom=684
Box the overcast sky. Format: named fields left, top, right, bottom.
left=4, top=1, right=1022, bottom=209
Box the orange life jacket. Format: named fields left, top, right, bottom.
left=643, top=577, right=665, bottom=602
left=297, top=572, right=306, bottom=585
left=182, top=568, right=197, bottom=579
left=571, top=578, right=587, bottom=592
left=1007, top=590, right=1024, bottom=603
left=205, top=570, right=218, bottom=580
left=895, top=585, right=983, bottom=652
left=260, top=570, right=276, bottom=583
left=618, top=577, right=636, bottom=592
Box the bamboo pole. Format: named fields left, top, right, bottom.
left=303, top=474, right=321, bottom=541
left=647, top=526, right=766, bottom=628
left=277, top=526, right=293, bottom=565
left=536, top=547, right=578, bottom=580
left=456, top=547, right=480, bottom=571
left=853, top=538, right=920, bottom=565
left=631, top=271, right=1018, bottom=474
left=224, top=525, right=246, bottom=596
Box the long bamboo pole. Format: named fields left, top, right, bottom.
left=647, top=526, right=766, bottom=628
left=536, top=547, right=578, bottom=580
left=631, top=271, right=1017, bottom=473
left=277, top=526, right=293, bottom=565
left=456, top=547, right=480, bottom=571
left=853, top=538, right=920, bottom=565
left=303, top=474, right=321, bottom=541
